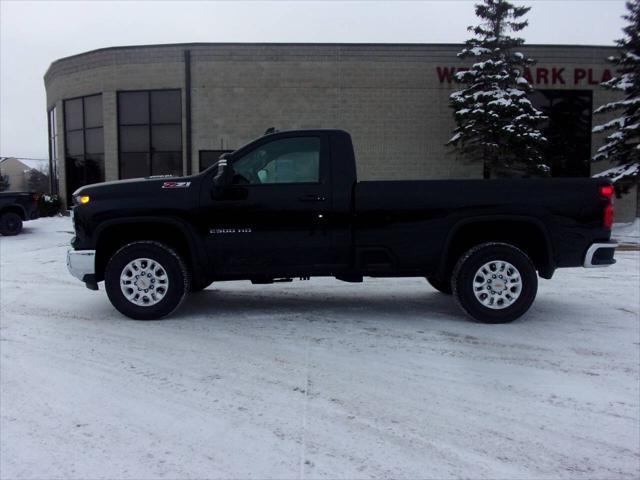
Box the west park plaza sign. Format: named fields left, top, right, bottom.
left=436, top=66, right=614, bottom=86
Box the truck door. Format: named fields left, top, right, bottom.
left=200, top=133, right=335, bottom=276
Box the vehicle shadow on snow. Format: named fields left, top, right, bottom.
left=2, top=226, right=35, bottom=237
left=178, top=286, right=469, bottom=324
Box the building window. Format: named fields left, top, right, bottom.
left=199, top=150, right=233, bottom=172
left=48, top=107, right=59, bottom=194
left=118, top=90, right=182, bottom=179
left=529, top=90, right=593, bottom=177
left=64, top=94, right=104, bottom=204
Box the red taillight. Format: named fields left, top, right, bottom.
left=600, top=185, right=614, bottom=199
left=604, top=204, right=614, bottom=229
left=600, top=184, right=614, bottom=229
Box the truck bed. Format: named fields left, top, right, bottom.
left=354, top=178, right=611, bottom=274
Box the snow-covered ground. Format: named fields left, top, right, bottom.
left=614, top=219, right=640, bottom=245
left=1, top=217, right=639, bottom=479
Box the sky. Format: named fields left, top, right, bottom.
left=0, top=0, right=629, bottom=159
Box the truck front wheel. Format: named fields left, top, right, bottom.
left=104, top=241, right=190, bottom=320
left=452, top=242, right=537, bottom=323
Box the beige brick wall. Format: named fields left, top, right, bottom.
left=44, top=43, right=636, bottom=219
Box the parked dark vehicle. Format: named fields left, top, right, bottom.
left=67, top=129, right=617, bottom=323
left=0, top=192, right=39, bottom=236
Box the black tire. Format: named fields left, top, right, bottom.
left=104, top=241, right=190, bottom=320
left=0, top=212, right=23, bottom=236
left=452, top=242, right=538, bottom=324
left=427, top=276, right=452, bottom=295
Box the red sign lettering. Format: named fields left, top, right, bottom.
left=436, top=67, right=455, bottom=83
left=574, top=68, right=587, bottom=85
left=435, top=65, right=610, bottom=87
left=552, top=68, right=565, bottom=84
left=536, top=68, right=549, bottom=85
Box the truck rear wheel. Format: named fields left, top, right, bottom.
left=452, top=242, right=537, bottom=323
left=104, top=241, right=190, bottom=320
left=0, top=212, right=23, bottom=236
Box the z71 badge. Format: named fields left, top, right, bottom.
left=162, top=181, right=191, bottom=189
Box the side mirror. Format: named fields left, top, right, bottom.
left=213, top=154, right=233, bottom=187
left=212, top=154, right=248, bottom=200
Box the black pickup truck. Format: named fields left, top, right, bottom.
left=0, top=192, right=39, bottom=235
left=67, top=129, right=617, bottom=323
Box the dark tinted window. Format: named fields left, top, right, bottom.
left=151, top=90, right=181, bottom=123
left=84, top=127, right=104, bottom=154
left=66, top=130, right=84, bottom=156
left=529, top=90, right=592, bottom=177
left=152, top=125, right=182, bottom=151
left=152, top=152, right=182, bottom=176
left=118, top=91, right=149, bottom=125
left=118, top=90, right=182, bottom=179
left=120, top=153, right=150, bottom=179
left=84, top=95, right=103, bottom=128
left=48, top=107, right=58, bottom=194
left=120, top=126, right=149, bottom=152
left=64, top=98, right=83, bottom=130
left=63, top=95, right=104, bottom=204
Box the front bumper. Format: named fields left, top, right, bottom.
left=583, top=241, right=618, bottom=268
left=67, top=249, right=98, bottom=289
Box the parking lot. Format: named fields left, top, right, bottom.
left=1, top=217, right=639, bottom=479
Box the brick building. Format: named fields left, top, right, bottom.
left=44, top=43, right=637, bottom=220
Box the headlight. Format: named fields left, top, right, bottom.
left=74, top=195, right=90, bottom=205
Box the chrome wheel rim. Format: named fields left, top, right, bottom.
left=473, top=260, right=522, bottom=310
left=120, top=258, right=169, bottom=307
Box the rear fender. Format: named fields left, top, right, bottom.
left=438, top=215, right=556, bottom=280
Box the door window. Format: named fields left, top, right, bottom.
left=232, top=137, right=320, bottom=185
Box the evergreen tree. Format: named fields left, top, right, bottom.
left=593, top=0, right=639, bottom=193
left=0, top=174, right=9, bottom=192
left=448, top=0, right=547, bottom=178
left=26, top=168, right=50, bottom=194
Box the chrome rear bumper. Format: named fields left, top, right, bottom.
left=583, top=242, right=618, bottom=268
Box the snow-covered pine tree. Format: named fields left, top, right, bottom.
left=593, top=0, right=640, bottom=194
left=0, top=174, right=9, bottom=192
left=448, top=0, right=547, bottom=178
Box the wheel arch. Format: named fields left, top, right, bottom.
left=0, top=205, right=27, bottom=221
left=438, top=215, right=556, bottom=280
left=93, top=217, right=207, bottom=285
